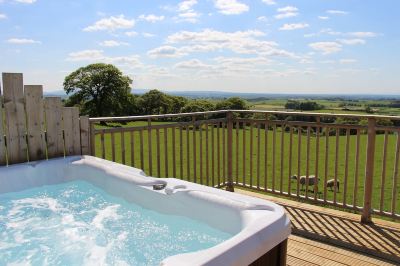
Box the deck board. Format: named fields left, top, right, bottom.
left=236, top=189, right=399, bottom=265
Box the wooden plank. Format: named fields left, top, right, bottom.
left=353, top=129, right=361, bottom=208
left=44, top=97, right=64, bottom=158
left=130, top=131, right=135, bottom=166
left=164, top=128, right=168, bottom=178
left=121, top=131, right=125, bottom=164
left=391, top=132, right=400, bottom=215
left=79, top=116, right=90, bottom=155
left=24, top=85, right=45, bottom=161
left=2, top=73, right=27, bottom=164
left=280, top=125, right=285, bottom=194
left=63, top=107, right=80, bottom=156
left=257, top=123, right=261, bottom=189
left=0, top=89, right=5, bottom=165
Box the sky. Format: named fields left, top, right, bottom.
left=0, top=0, right=399, bottom=94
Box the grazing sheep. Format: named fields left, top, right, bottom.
left=291, top=175, right=319, bottom=191
left=326, top=179, right=340, bottom=192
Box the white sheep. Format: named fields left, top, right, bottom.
left=326, top=179, right=340, bottom=192
left=290, top=175, right=319, bottom=191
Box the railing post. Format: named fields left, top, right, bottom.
left=361, top=117, right=376, bottom=223
left=226, top=111, right=234, bottom=192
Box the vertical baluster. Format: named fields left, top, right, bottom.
left=297, top=127, right=301, bottom=197
left=236, top=121, right=239, bottom=184
left=111, top=132, right=115, bottom=162
left=280, top=124, right=285, bottom=194
left=121, top=131, right=125, bottom=165
left=288, top=126, right=293, bottom=195
left=217, top=122, right=221, bottom=186
left=180, top=126, right=183, bottom=179
left=140, top=130, right=144, bottom=170
left=206, top=123, right=209, bottom=186
left=324, top=127, right=330, bottom=202
left=222, top=121, right=226, bottom=184
left=264, top=120, right=268, bottom=191
left=164, top=128, right=169, bottom=178
left=186, top=125, right=190, bottom=181
left=156, top=128, right=161, bottom=177
left=211, top=123, right=215, bottom=187
left=334, top=128, right=340, bottom=205
left=192, top=117, right=197, bottom=184
left=257, top=123, right=261, bottom=189
left=250, top=122, right=254, bottom=188
left=200, top=123, right=203, bottom=184
left=314, top=119, right=320, bottom=200
left=343, top=128, right=351, bottom=206
left=130, top=131, right=135, bottom=167
left=101, top=131, right=105, bottom=159
left=243, top=122, right=246, bottom=186
left=272, top=124, right=276, bottom=192
left=172, top=126, right=176, bottom=178
left=391, top=131, right=400, bottom=216
left=379, top=131, right=389, bottom=212
left=353, top=129, right=360, bottom=208
left=305, top=127, right=311, bottom=199
left=147, top=118, right=153, bottom=176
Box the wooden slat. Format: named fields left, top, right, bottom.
left=305, top=127, right=311, bottom=199
left=44, top=97, right=63, bottom=158
left=140, top=130, right=144, bottom=169
left=324, top=127, right=330, bottom=202
left=272, top=124, right=276, bottom=191
left=379, top=131, right=389, bottom=212
left=3, top=73, right=27, bottom=163
left=206, top=123, right=210, bottom=186
left=180, top=126, right=183, bottom=179
left=353, top=129, right=361, bottom=208
left=391, top=132, right=400, bottom=215
left=186, top=125, right=190, bottom=181
left=334, top=128, right=340, bottom=204
left=147, top=119, right=153, bottom=176
left=156, top=128, right=161, bottom=177
left=249, top=122, right=254, bottom=188
left=288, top=126, right=293, bottom=195
left=343, top=129, right=351, bottom=206
left=79, top=116, right=90, bottom=155
left=121, top=131, right=125, bottom=164
left=199, top=124, right=203, bottom=184
left=172, top=126, right=176, bottom=178
left=257, top=123, right=261, bottom=189
left=164, top=128, right=168, bottom=177
left=242, top=122, right=246, bottom=186
left=111, top=132, right=115, bottom=162
left=130, top=131, right=135, bottom=166
left=280, top=125, right=285, bottom=194
left=193, top=118, right=197, bottom=183
left=100, top=132, right=105, bottom=159
left=24, top=85, right=45, bottom=161
left=211, top=124, right=215, bottom=186
left=235, top=121, right=239, bottom=184
left=264, top=121, right=268, bottom=191
left=217, top=122, right=221, bottom=186
left=314, top=121, right=320, bottom=200
left=222, top=122, right=226, bottom=184
left=0, top=88, right=5, bottom=165
left=297, top=128, right=302, bottom=196
left=63, top=107, right=80, bottom=156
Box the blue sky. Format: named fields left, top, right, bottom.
left=0, top=0, right=399, bottom=94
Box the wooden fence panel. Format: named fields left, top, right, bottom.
left=25, top=85, right=45, bottom=161
left=80, top=116, right=90, bottom=155
left=63, top=107, right=80, bottom=156
left=2, top=73, right=27, bottom=164
left=45, top=97, right=64, bottom=158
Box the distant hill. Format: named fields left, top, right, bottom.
left=44, top=89, right=400, bottom=101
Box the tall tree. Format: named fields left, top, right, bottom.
left=63, top=63, right=132, bottom=117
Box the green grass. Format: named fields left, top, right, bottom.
left=93, top=121, right=400, bottom=217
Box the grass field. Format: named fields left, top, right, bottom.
left=94, top=121, right=400, bottom=216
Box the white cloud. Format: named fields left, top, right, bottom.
left=275, top=6, right=298, bottom=19
left=66, top=50, right=142, bottom=68
left=348, top=32, right=378, bottom=38
left=318, top=16, right=329, bottom=20
left=340, top=59, right=357, bottom=64
left=262, top=0, right=276, bottom=5
left=143, top=33, right=155, bottom=38
left=178, top=0, right=198, bottom=11
left=83, top=15, right=135, bottom=32
left=0, top=13, right=7, bottom=19
left=177, top=10, right=201, bottom=23
left=138, top=14, right=165, bottom=23
left=14, top=0, right=36, bottom=3
left=174, top=59, right=213, bottom=70
left=257, top=16, right=268, bottom=22
left=147, top=46, right=187, bottom=58
left=125, top=31, right=138, bottom=37
left=99, top=40, right=129, bottom=47
left=279, top=23, right=309, bottom=31
left=326, top=10, right=348, bottom=15
left=309, top=42, right=342, bottom=54
left=6, top=38, right=41, bottom=44
left=338, top=38, right=366, bottom=45
left=214, top=0, right=249, bottom=15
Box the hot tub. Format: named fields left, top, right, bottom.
left=0, top=156, right=290, bottom=266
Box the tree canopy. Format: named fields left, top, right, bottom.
left=63, top=63, right=132, bottom=117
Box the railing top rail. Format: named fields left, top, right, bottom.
left=89, top=109, right=400, bottom=122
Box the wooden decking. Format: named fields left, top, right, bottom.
left=236, top=189, right=400, bottom=266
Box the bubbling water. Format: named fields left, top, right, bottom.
left=0, top=180, right=232, bottom=266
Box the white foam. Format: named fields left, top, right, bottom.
left=91, top=205, right=120, bottom=230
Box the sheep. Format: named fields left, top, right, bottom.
left=326, top=179, right=340, bottom=192
left=290, top=175, right=319, bottom=191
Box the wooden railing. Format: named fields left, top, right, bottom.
left=89, top=110, right=400, bottom=223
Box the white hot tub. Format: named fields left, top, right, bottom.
left=0, top=156, right=291, bottom=266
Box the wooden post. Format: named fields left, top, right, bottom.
left=79, top=116, right=90, bottom=155
left=226, top=111, right=234, bottom=192
left=0, top=84, right=7, bottom=165
left=89, top=121, right=95, bottom=156
left=361, top=118, right=376, bottom=223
